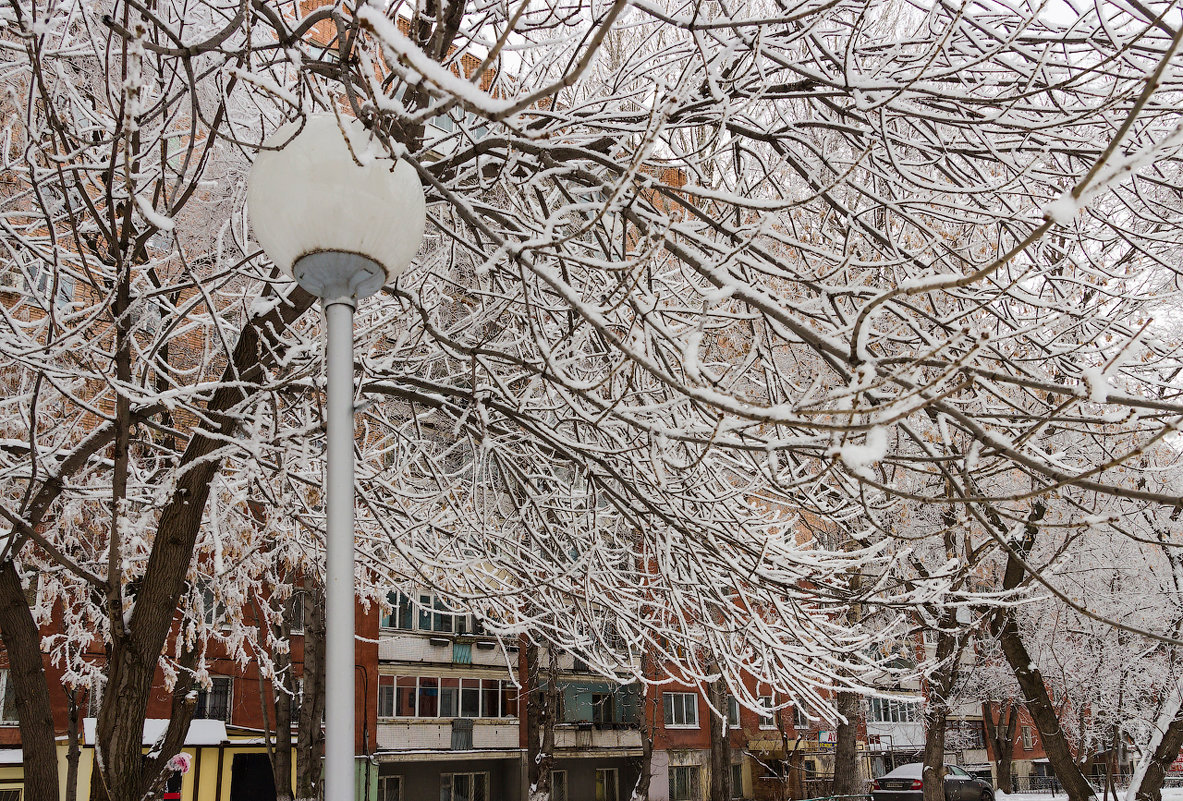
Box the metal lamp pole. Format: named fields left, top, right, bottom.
left=247, top=115, right=426, bottom=800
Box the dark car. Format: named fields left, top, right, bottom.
left=871, top=763, right=994, bottom=801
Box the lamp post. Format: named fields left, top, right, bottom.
left=247, top=114, right=426, bottom=800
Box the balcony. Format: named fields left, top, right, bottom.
left=554, top=722, right=642, bottom=752
left=378, top=631, right=518, bottom=667
left=376, top=718, right=519, bottom=751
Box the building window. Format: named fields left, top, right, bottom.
left=388, top=676, right=517, bottom=718
left=289, top=591, right=305, bottom=633
left=552, top=770, right=568, bottom=801
left=1021, top=726, right=1035, bottom=751
left=669, top=765, right=701, bottom=801
left=0, top=670, right=16, bottom=723
left=596, top=767, right=619, bottom=801
left=592, top=693, right=616, bottom=725
left=730, top=763, right=743, bottom=797
left=378, top=677, right=395, bottom=718
left=758, top=695, right=776, bottom=729
left=291, top=677, right=303, bottom=723
left=793, top=706, right=808, bottom=729
left=87, top=678, right=103, bottom=718
left=376, top=776, right=401, bottom=801
left=727, top=696, right=740, bottom=729
left=867, top=697, right=921, bottom=723
left=199, top=583, right=222, bottom=627
left=441, top=772, right=488, bottom=801
left=663, top=692, right=699, bottom=728
left=195, top=677, right=231, bottom=722
left=382, top=591, right=472, bottom=634
left=381, top=591, right=413, bottom=630
left=946, top=719, right=986, bottom=750
left=0, top=790, right=23, bottom=801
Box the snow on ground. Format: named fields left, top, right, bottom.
left=997, top=791, right=1183, bottom=801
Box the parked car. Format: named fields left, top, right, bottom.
left=871, top=762, right=994, bottom=801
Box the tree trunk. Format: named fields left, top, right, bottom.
left=923, top=612, right=962, bottom=801
left=632, top=649, right=655, bottom=801
left=922, top=705, right=949, bottom=801
left=1129, top=705, right=1183, bottom=801
left=90, top=289, right=315, bottom=801
left=832, top=690, right=862, bottom=796
left=983, top=701, right=1018, bottom=792
left=296, top=577, right=327, bottom=801
left=66, top=687, right=81, bottom=801
left=708, top=679, right=732, bottom=801
left=272, top=595, right=295, bottom=801
left=993, top=503, right=1095, bottom=801
left=527, top=642, right=559, bottom=801
left=0, top=561, right=59, bottom=801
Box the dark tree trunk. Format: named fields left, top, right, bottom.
left=993, top=502, right=1095, bottom=801
left=272, top=594, right=295, bottom=801
left=923, top=605, right=963, bottom=801
left=708, top=679, right=732, bottom=801
left=0, top=561, right=59, bottom=801
left=632, top=649, right=655, bottom=801
left=832, top=690, right=862, bottom=796
left=89, top=288, right=315, bottom=801
left=66, top=687, right=82, bottom=801
left=296, top=577, right=327, bottom=801
left=983, top=701, right=1018, bottom=791
left=526, top=642, right=559, bottom=801
left=1130, top=707, right=1183, bottom=801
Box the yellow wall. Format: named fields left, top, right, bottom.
left=24, top=742, right=295, bottom=801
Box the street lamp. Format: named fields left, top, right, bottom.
left=247, top=113, right=426, bottom=800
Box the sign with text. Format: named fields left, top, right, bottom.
left=819, top=730, right=837, bottom=746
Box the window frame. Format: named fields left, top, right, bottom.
left=381, top=591, right=472, bottom=635
left=552, top=770, right=568, bottom=801
left=0, top=670, right=16, bottom=724
left=388, top=675, right=517, bottom=719
left=376, top=775, right=401, bottom=801
left=195, top=676, right=232, bottom=723
left=440, top=771, right=489, bottom=801
left=757, top=694, right=777, bottom=730
left=867, top=696, right=921, bottom=724
left=668, top=765, right=701, bottom=801
left=663, top=692, right=699, bottom=728
left=595, top=767, right=619, bottom=801
left=727, top=696, right=740, bottom=729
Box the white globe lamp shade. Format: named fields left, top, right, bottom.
left=247, top=114, right=427, bottom=301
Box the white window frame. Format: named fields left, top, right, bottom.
left=1021, top=725, right=1035, bottom=750
left=867, top=696, right=921, bottom=723
left=663, top=692, right=699, bottom=728
left=0, top=670, right=16, bottom=724
left=758, top=695, right=777, bottom=730
left=383, top=591, right=472, bottom=635
left=391, top=676, right=517, bottom=719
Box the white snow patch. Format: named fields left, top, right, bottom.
left=1043, top=192, right=1081, bottom=225
left=1080, top=365, right=1109, bottom=403
left=838, top=427, right=888, bottom=478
